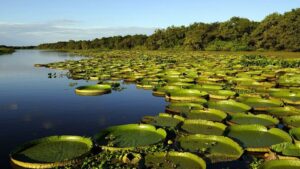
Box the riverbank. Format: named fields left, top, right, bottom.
left=0, top=47, right=15, bottom=55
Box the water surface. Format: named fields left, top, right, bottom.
left=0, top=50, right=166, bottom=168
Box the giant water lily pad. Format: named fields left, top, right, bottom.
left=141, top=113, right=184, bottom=128
left=75, top=84, right=111, bottom=96
left=261, top=159, right=300, bottom=169
left=152, top=85, right=181, bottom=97
left=185, top=109, right=227, bottom=122
left=181, top=119, right=226, bottom=135
left=266, top=106, right=300, bottom=117
left=269, top=90, right=300, bottom=105
left=166, top=89, right=208, bottom=101
left=208, top=90, right=236, bottom=100
left=191, top=84, right=223, bottom=92
left=10, top=135, right=93, bottom=168
left=283, top=116, right=300, bottom=128
left=238, top=97, right=283, bottom=111
left=207, top=100, right=251, bottom=114
left=290, top=128, right=300, bottom=142
left=94, top=124, right=166, bottom=150
left=226, top=125, right=292, bottom=149
left=278, top=75, right=300, bottom=87
left=271, top=142, right=300, bottom=157
left=166, top=102, right=204, bottom=114
left=145, top=152, right=206, bottom=169
left=228, top=113, right=279, bottom=126
left=178, top=134, right=243, bottom=162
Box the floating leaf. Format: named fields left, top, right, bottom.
left=226, top=125, right=292, bottom=149
left=94, top=124, right=167, bottom=150
left=178, top=134, right=243, bottom=162
left=145, top=151, right=206, bottom=169
left=181, top=119, right=226, bottom=135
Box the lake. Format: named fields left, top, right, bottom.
left=0, top=50, right=166, bottom=168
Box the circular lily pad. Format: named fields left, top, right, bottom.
left=191, top=84, right=223, bottom=92
left=94, top=124, right=167, bottom=150
left=283, top=116, right=300, bottom=128
left=166, top=89, right=208, bottom=101
left=208, top=90, right=236, bottom=100
left=181, top=119, right=227, bottom=135
left=185, top=108, right=227, bottom=122
left=290, top=128, right=300, bottom=142
left=178, top=134, right=243, bottom=162
left=152, top=85, right=181, bottom=97
left=141, top=113, right=184, bottom=128
left=238, top=97, right=283, bottom=111
left=228, top=113, right=279, bottom=126
left=269, top=90, right=300, bottom=105
left=271, top=142, right=300, bottom=157
left=266, top=106, right=300, bottom=117
left=10, top=135, right=93, bottom=168
left=166, top=102, right=204, bottom=114
left=207, top=100, right=251, bottom=114
left=226, top=125, right=292, bottom=149
left=75, top=84, right=111, bottom=96
left=145, top=152, right=206, bottom=169
left=261, top=159, right=300, bottom=169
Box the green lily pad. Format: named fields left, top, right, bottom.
left=10, top=135, right=92, bottom=168
left=228, top=113, right=279, bottom=126
left=271, top=142, right=300, bottom=157
left=181, top=119, right=226, bottom=135
left=152, top=85, right=181, bottom=97
left=178, top=134, right=243, bottom=162
left=278, top=75, right=300, bottom=87
left=191, top=84, right=223, bottom=92
left=75, top=84, right=111, bottom=96
left=207, top=100, right=251, bottom=114
left=270, top=90, right=300, bottom=105
left=166, top=102, right=204, bottom=114
left=226, top=125, right=292, bottom=149
left=208, top=90, right=236, bottom=100
left=261, top=159, right=300, bottom=169
left=290, top=128, right=300, bottom=141
left=166, top=89, right=208, bottom=101
left=185, top=109, right=227, bottom=122
left=266, top=106, right=300, bottom=117
left=145, top=152, right=206, bottom=169
left=238, top=97, right=283, bottom=111
left=141, top=113, right=185, bottom=128
left=283, top=116, right=300, bottom=128
left=94, top=124, right=167, bottom=150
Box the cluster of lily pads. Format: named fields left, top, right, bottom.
left=12, top=52, right=300, bottom=169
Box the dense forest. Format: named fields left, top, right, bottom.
left=39, top=8, right=300, bottom=52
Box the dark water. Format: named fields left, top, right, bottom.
left=0, top=50, right=166, bottom=168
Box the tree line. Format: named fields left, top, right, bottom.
left=38, top=8, right=300, bottom=52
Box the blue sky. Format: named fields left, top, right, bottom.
left=0, top=0, right=299, bottom=46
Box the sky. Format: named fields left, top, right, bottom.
left=0, top=0, right=299, bottom=46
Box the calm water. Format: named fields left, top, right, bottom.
left=0, top=50, right=166, bottom=168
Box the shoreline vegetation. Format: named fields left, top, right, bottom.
left=0, top=46, right=15, bottom=55
left=39, top=8, right=300, bottom=52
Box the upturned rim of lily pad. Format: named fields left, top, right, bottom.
left=144, top=151, right=206, bottom=169
left=10, top=135, right=93, bottom=169
left=178, top=134, right=244, bottom=161
left=75, top=84, right=112, bottom=96
left=94, top=124, right=167, bottom=151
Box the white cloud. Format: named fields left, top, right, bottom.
left=0, top=20, right=156, bottom=46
